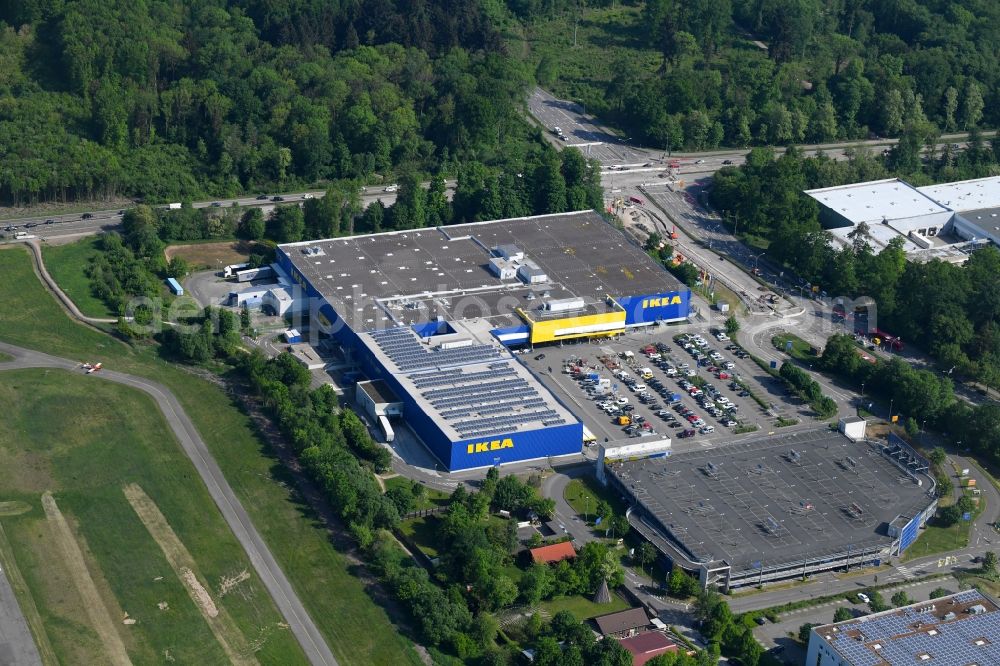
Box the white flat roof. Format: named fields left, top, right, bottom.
left=917, top=176, right=1000, bottom=212
left=806, top=178, right=949, bottom=224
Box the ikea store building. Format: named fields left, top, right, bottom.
left=277, top=211, right=690, bottom=470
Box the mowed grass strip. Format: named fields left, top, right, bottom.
left=41, top=237, right=116, bottom=319
left=0, top=245, right=423, bottom=665
left=0, top=369, right=298, bottom=665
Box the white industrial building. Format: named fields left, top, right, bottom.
left=805, top=175, right=1000, bottom=261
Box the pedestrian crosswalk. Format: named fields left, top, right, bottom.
left=895, top=565, right=920, bottom=580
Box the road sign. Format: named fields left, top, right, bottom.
left=963, top=512, right=972, bottom=521
left=595, top=516, right=602, bottom=525
left=770, top=360, right=778, bottom=369
left=785, top=341, right=793, bottom=352
left=752, top=560, right=762, bottom=569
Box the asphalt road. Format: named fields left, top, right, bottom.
left=0, top=343, right=338, bottom=666
left=0, top=547, right=40, bottom=666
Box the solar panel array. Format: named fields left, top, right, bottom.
left=369, top=326, right=501, bottom=371
left=826, top=590, right=1000, bottom=666
left=366, top=326, right=571, bottom=439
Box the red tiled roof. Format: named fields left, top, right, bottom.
left=618, top=632, right=678, bottom=665
left=529, top=541, right=577, bottom=564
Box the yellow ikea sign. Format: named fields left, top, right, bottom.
left=642, top=295, right=683, bottom=308
left=467, top=438, right=514, bottom=454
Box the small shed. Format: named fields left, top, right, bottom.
left=838, top=416, right=867, bottom=441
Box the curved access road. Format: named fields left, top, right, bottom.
left=22, top=239, right=118, bottom=326
left=0, top=343, right=338, bottom=666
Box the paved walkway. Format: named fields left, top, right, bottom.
left=0, top=343, right=338, bottom=666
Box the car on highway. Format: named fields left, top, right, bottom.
left=272, top=196, right=285, bottom=202
left=24, top=222, right=39, bottom=228
left=695, top=159, right=705, bottom=165
left=82, top=213, right=93, bottom=219
left=44, top=218, right=55, bottom=224
left=553, top=126, right=562, bottom=134
left=211, top=201, right=222, bottom=207
left=302, top=193, right=315, bottom=199
left=384, top=185, right=399, bottom=192
left=256, top=194, right=269, bottom=200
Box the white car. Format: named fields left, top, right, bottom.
left=858, top=593, right=871, bottom=604
left=383, top=185, right=399, bottom=192
left=616, top=397, right=629, bottom=405
left=554, top=126, right=562, bottom=134
left=685, top=368, right=697, bottom=377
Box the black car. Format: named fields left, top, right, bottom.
left=534, top=353, right=545, bottom=360
left=44, top=219, right=55, bottom=224
left=256, top=194, right=269, bottom=200
left=82, top=213, right=93, bottom=219
left=211, top=201, right=222, bottom=207
left=24, top=222, right=39, bottom=228
left=272, top=196, right=285, bottom=202
left=722, top=159, right=733, bottom=165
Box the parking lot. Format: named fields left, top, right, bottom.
left=519, top=327, right=782, bottom=451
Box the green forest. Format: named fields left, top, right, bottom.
left=515, top=0, right=997, bottom=150
left=0, top=0, right=536, bottom=204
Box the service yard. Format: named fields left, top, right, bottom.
left=0, top=369, right=305, bottom=665
left=519, top=326, right=789, bottom=452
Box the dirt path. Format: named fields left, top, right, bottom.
left=123, top=483, right=258, bottom=666
left=41, top=492, right=132, bottom=666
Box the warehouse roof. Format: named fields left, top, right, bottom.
left=917, top=176, right=1000, bottom=212
left=814, top=589, right=1000, bottom=666
left=608, top=429, right=932, bottom=573
left=279, top=211, right=684, bottom=331
left=806, top=178, right=949, bottom=225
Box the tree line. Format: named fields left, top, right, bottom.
left=821, top=334, right=1000, bottom=466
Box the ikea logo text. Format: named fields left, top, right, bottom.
left=641, top=295, right=683, bottom=309
left=467, top=438, right=514, bottom=454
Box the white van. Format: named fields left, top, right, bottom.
left=631, top=384, right=647, bottom=392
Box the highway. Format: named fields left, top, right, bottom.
left=1, top=183, right=456, bottom=243
left=0, top=344, right=338, bottom=666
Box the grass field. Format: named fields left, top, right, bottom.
left=538, top=593, right=628, bottom=621
left=41, top=237, right=116, bottom=319
left=398, top=515, right=443, bottom=559
left=0, top=369, right=305, bottom=664
left=772, top=333, right=817, bottom=363
left=384, top=476, right=450, bottom=512
left=0, top=245, right=423, bottom=665
left=563, top=475, right=628, bottom=526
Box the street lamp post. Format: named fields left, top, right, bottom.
left=584, top=495, right=590, bottom=523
